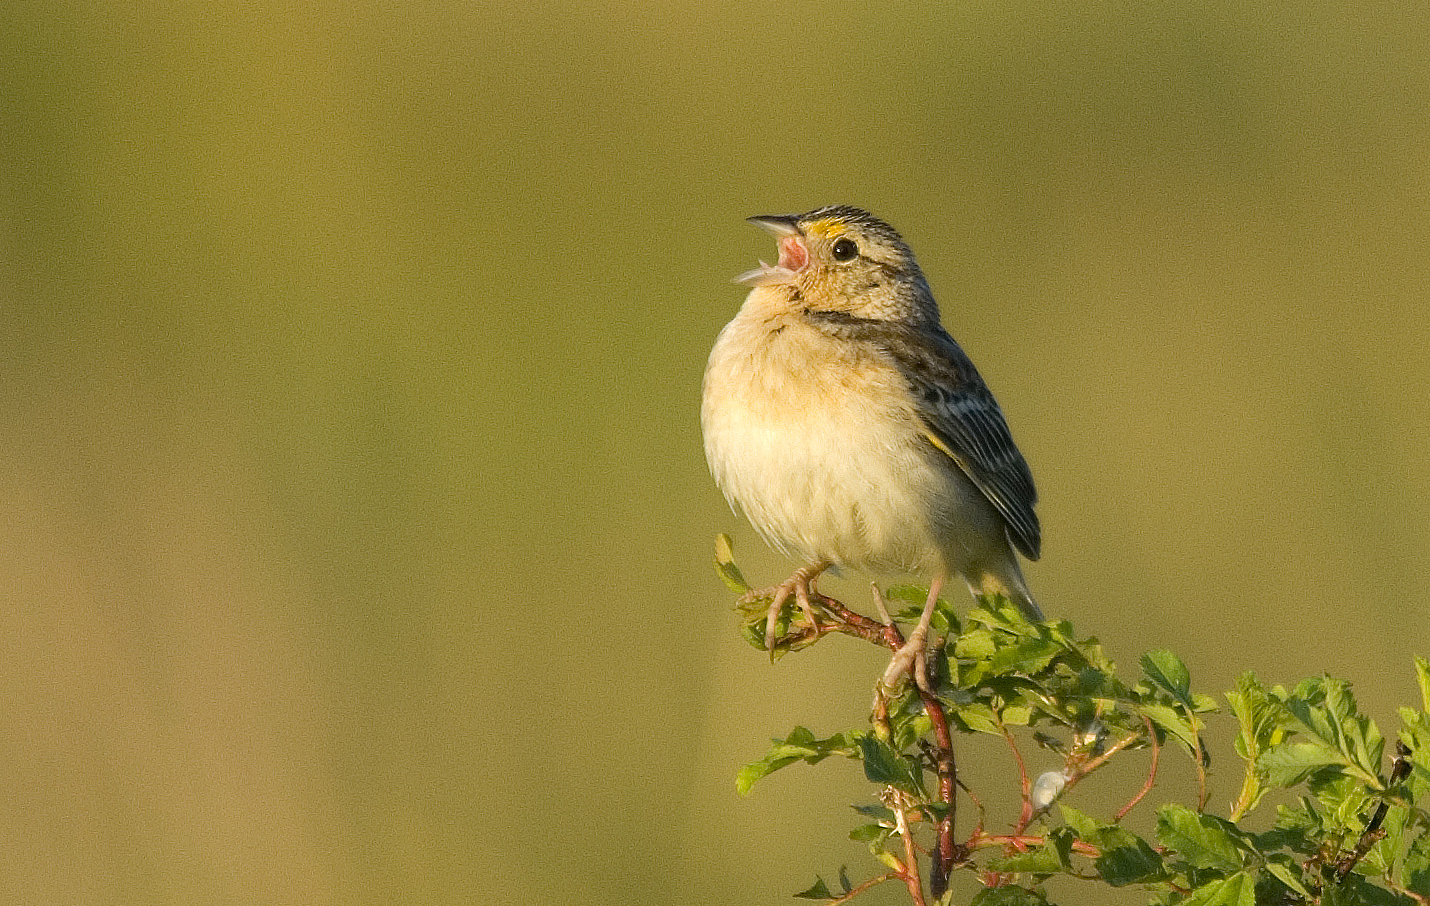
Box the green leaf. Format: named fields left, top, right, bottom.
left=737, top=619, right=767, bottom=652
left=792, top=876, right=832, bottom=899
left=1058, top=804, right=1166, bottom=886
left=736, top=727, right=854, bottom=794
left=1155, top=804, right=1249, bottom=871
left=1001, top=703, right=1034, bottom=726
left=1058, top=804, right=1109, bottom=842
left=1308, top=770, right=1373, bottom=831
left=1416, top=657, right=1430, bottom=714
left=1095, top=836, right=1166, bottom=887
left=1141, top=702, right=1200, bottom=755
left=954, top=628, right=999, bottom=661
left=947, top=701, right=1003, bottom=736
left=1226, top=673, right=1289, bottom=819
left=1320, top=873, right=1415, bottom=906
left=857, top=734, right=899, bottom=785
left=848, top=823, right=889, bottom=843
left=1405, top=825, right=1430, bottom=895
left=1258, top=742, right=1341, bottom=788
left=968, top=885, right=1048, bottom=906
left=1048, top=826, right=1076, bottom=871
left=968, top=598, right=1041, bottom=636
left=1191, top=693, right=1220, bottom=713
left=1283, top=677, right=1384, bottom=786
left=856, top=734, right=921, bottom=794
left=883, top=584, right=931, bottom=609
left=1265, top=855, right=1312, bottom=899
left=886, top=585, right=956, bottom=635
left=735, top=756, right=795, bottom=795
left=1142, top=650, right=1193, bottom=705
left=983, top=638, right=1063, bottom=679
left=987, top=846, right=1065, bottom=875
left=714, top=533, right=750, bottom=593
left=1182, top=871, right=1255, bottom=906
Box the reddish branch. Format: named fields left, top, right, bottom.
left=919, top=678, right=959, bottom=896
left=1116, top=717, right=1161, bottom=822
left=1003, top=724, right=1035, bottom=834
left=966, top=831, right=1101, bottom=860
left=800, top=592, right=959, bottom=899
left=892, top=799, right=928, bottom=906
left=825, top=873, right=899, bottom=905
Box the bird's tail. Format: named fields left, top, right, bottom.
left=967, top=566, right=1043, bottom=622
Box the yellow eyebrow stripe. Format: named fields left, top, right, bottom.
left=804, top=218, right=845, bottom=238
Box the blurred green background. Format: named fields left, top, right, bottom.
left=3, top=2, right=1428, bottom=904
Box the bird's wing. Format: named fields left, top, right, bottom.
left=807, top=313, right=1041, bottom=560
left=902, top=329, right=1041, bottom=560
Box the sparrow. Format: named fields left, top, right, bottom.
left=702, top=205, right=1041, bottom=681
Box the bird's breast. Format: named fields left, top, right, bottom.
left=701, top=306, right=951, bottom=573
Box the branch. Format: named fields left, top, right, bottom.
left=825, top=873, right=899, bottom=905
left=1387, top=883, right=1430, bottom=906
left=1189, top=718, right=1209, bottom=812
left=1334, top=741, right=1413, bottom=881
left=919, top=666, right=959, bottom=897
left=1001, top=723, right=1034, bottom=834
left=1115, top=716, right=1161, bottom=822
left=966, top=832, right=1101, bottom=860
left=1072, top=728, right=1145, bottom=779
left=892, top=798, right=928, bottom=906
left=867, top=585, right=959, bottom=898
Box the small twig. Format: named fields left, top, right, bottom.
left=966, top=832, right=1101, bottom=859
left=1190, top=719, right=1209, bottom=812
left=1388, top=883, right=1430, bottom=906
left=792, top=585, right=964, bottom=901
left=1001, top=723, right=1034, bottom=833
left=892, top=800, right=928, bottom=906
left=1334, top=742, right=1413, bottom=881
left=825, top=873, right=899, bottom=905
left=1002, top=724, right=1032, bottom=798
left=1333, top=829, right=1387, bottom=882
left=1072, top=728, right=1144, bottom=779
left=1115, top=717, right=1161, bottom=822
left=959, top=776, right=987, bottom=839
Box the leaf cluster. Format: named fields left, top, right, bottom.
left=990, top=664, right=1430, bottom=905
left=721, top=542, right=1430, bottom=905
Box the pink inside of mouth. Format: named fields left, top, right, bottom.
left=776, top=235, right=808, bottom=272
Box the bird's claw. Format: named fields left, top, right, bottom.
left=882, top=627, right=932, bottom=693
left=745, top=564, right=828, bottom=653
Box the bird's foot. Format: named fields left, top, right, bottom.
left=878, top=579, right=943, bottom=693
left=881, top=624, right=932, bottom=693
left=738, top=563, right=829, bottom=652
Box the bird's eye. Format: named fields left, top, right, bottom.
left=831, top=237, right=858, bottom=261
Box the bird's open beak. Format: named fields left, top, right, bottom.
left=734, top=214, right=809, bottom=286
left=746, top=214, right=801, bottom=237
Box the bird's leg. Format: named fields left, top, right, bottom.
left=870, top=581, right=894, bottom=625
left=741, top=562, right=830, bottom=651
left=881, top=574, right=945, bottom=692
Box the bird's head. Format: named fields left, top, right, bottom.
left=734, top=205, right=936, bottom=324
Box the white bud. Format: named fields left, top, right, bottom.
left=1030, top=771, right=1068, bottom=810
